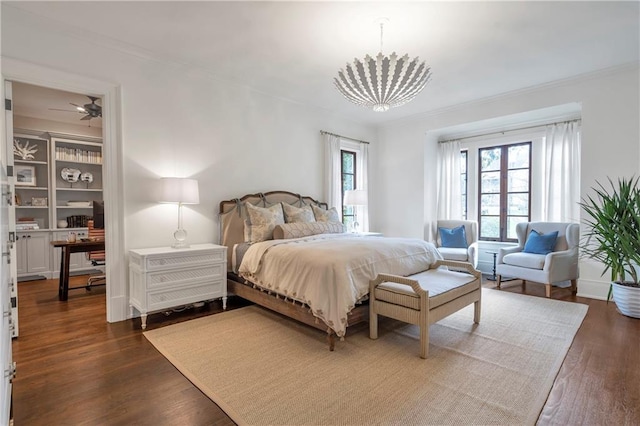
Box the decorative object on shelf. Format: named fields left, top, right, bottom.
left=31, top=197, right=48, bottom=207
left=160, top=177, right=200, bottom=249
left=61, top=167, right=81, bottom=187
left=57, top=219, right=69, bottom=229
left=80, top=171, right=94, bottom=188
left=15, top=165, right=36, bottom=187
left=343, top=189, right=368, bottom=232
left=66, top=201, right=92, bottom=207
left=334, top=18, right=431, bottom=112
left=15, top=194, right=21, bottom=206
left=13, top=138, right=39, bottom=160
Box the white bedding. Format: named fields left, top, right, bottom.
left=238, top=234, right=442, bottom=337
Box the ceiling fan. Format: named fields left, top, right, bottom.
left=50, top=95, right=102, bottom=122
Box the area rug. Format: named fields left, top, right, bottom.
left=144, top=288, right=588, bottom=425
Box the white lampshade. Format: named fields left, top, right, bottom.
left=160, top=177, right=199, bottom=204
left=343, top=189, right=368, bottom=206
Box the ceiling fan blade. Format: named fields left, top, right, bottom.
left=80, top=115, right=92, bottom=121
left=49, top=108, right=79, bottom=113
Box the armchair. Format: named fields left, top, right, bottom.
left=435, top=220, right=479, bottom=268
left=496, top=222, right=579, bottom=298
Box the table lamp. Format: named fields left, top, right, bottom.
left=160, top=177, right=199, bottom=248
left=343, top=189, right=368, bottom=232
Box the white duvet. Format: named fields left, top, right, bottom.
left=238, top=234, right=442, bottom=337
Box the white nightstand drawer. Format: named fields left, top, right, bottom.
left=143, top=251, right=224, bottom=272
left=147, top=264, right=224, bottom=289
left=147, top=281, right=224, bottom=311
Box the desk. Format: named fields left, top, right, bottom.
left=51, top=240, right=105, bottom=301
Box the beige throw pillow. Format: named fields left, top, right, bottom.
left=273, top=222, right=346, bottom=239
left=282, top=203, right=316, bottom=223
left=312, top=205, right=340, bottom=222
left=244, top=202, right=284, bottom=243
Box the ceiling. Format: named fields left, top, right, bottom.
left=5, top=1, right=639, bottom=126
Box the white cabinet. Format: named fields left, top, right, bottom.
left=16, top=231, right=50, bottom=277
left=129, top=244, right=227, bottom=329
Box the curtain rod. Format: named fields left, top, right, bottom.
left=320, top=130, right=370, bottom=145
left=439, top=118, right=581, bottom=144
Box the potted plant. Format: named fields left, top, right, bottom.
left=580, top=176, right=640, bottom=318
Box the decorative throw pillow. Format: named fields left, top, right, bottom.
left=523, top=229, right=558, bottom=255
left=273, top=221, right=346, bottom=239
left=282, top=203, right=315, bottom=223
left=439, top=225, right=468, bottom=248
left=244, top=202, right=284, bottom=243
left=312, top=205, right=340, bottom=222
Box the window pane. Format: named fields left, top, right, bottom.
left=508, top=169, right=529, bottom=192
left=343, top=216, right=354, bottom=231
left=342, top=174, right=354, bottom=193
left=507, top=216, right=528, bottom=239
left=508, top=144, right=530, bottom=168
left=480, top=194, right=500, bottom=215
left=480, top=216, right=500, bottom=239
left=480, top=148, right=501, bottom=171
left=481, top=171, right=500, bottom=194
left=342, top=152, right=354, bottom=173
left=507, top=193, right=529, bottom=215
left=460, top=152, right=467, bottom=173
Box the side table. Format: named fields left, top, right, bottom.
left=486, top=250, right=498, bottom=281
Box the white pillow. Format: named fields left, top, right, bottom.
left=244, top=202, right=284, bottom=243
left=282, top=203, right=315, bottom=223
left=312, top=205, right=340, bottom=222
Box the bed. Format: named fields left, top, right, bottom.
left=219, top=191, right=442, bottom=349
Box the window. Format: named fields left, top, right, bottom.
left=341, top=149, right=356, bottom=228
left=461, top=150, right=468, bottom=219
left=478, top=142, right=531, bottom=241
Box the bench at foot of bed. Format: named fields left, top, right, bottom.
left=369, top=259, right=482, bottom=359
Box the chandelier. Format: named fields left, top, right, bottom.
left=334, top=20, right=431, bottom=112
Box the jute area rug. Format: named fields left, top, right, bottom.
left=144, top=289, right=588, bottom=425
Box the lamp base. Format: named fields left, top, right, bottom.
left=172, top=228, right=189, bottom=249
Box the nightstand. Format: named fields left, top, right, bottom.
left=128, top=243, right=227, bottom=329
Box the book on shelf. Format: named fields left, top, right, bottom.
left=16, top=220, right=39, bottom=231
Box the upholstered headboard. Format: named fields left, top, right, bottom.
left=218, top=191, right=328, bottom=270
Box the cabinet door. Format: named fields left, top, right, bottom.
left=25, top=233, right=50, bottom=274
left=15, top=235, right=28, bottom=276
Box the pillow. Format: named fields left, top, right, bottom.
left=282, top=203, right=315, bottom=223
left=523, top=229, right=558, bottom=255
left=273, top=221, right=346, bottom=239
left=439, top=225, right=468, bottom=248
left=244, top=202, right=284, bottom=243
left=312, top=205, right=340, bottom=222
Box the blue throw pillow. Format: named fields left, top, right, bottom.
left=523, top=230, right=559, bottom=255
left=439, top=225, right=468, bottom=248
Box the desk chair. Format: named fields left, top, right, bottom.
left=86, top=220, right=106, bottom=288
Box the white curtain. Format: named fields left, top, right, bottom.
left=323, top=133, right=342, bottom=215
left=436, top=140, right=462, bottom=220
left=357, top=142, right=369, bottom=232
left=542, top=121, right=581, bottom=222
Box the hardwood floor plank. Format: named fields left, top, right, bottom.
left=12, top=277, right=640, bottom=425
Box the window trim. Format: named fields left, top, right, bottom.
left=461, top=150, right=468, bottom=220
left=340, top=149, right=357, bottom=225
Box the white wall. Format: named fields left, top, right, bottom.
left=2, top=7, right=375, bottom=321
left=376, top=65, right=640, bottom=299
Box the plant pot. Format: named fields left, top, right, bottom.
left=611, top=282, right=640, bottom=319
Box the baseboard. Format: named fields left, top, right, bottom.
left=18, top=275, right=46, bottom=283
left=577, top=279, right=609, bottom=301
left=107, top=295, right=129, bottom=323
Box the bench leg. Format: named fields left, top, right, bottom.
left=369, top=307, right=378, bottom=340
left=420, top=323, right=429, bottom=359
left=474, top=300, right=481, bottom=324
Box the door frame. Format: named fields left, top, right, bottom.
left=2, top=57, right=128, bottom=322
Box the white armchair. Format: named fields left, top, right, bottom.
left=496, top=222, right=579, bottom=298
left=435, top=220, right=479, bottom=268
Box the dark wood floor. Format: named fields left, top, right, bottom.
left=11, top=276, right=640, bottom=425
